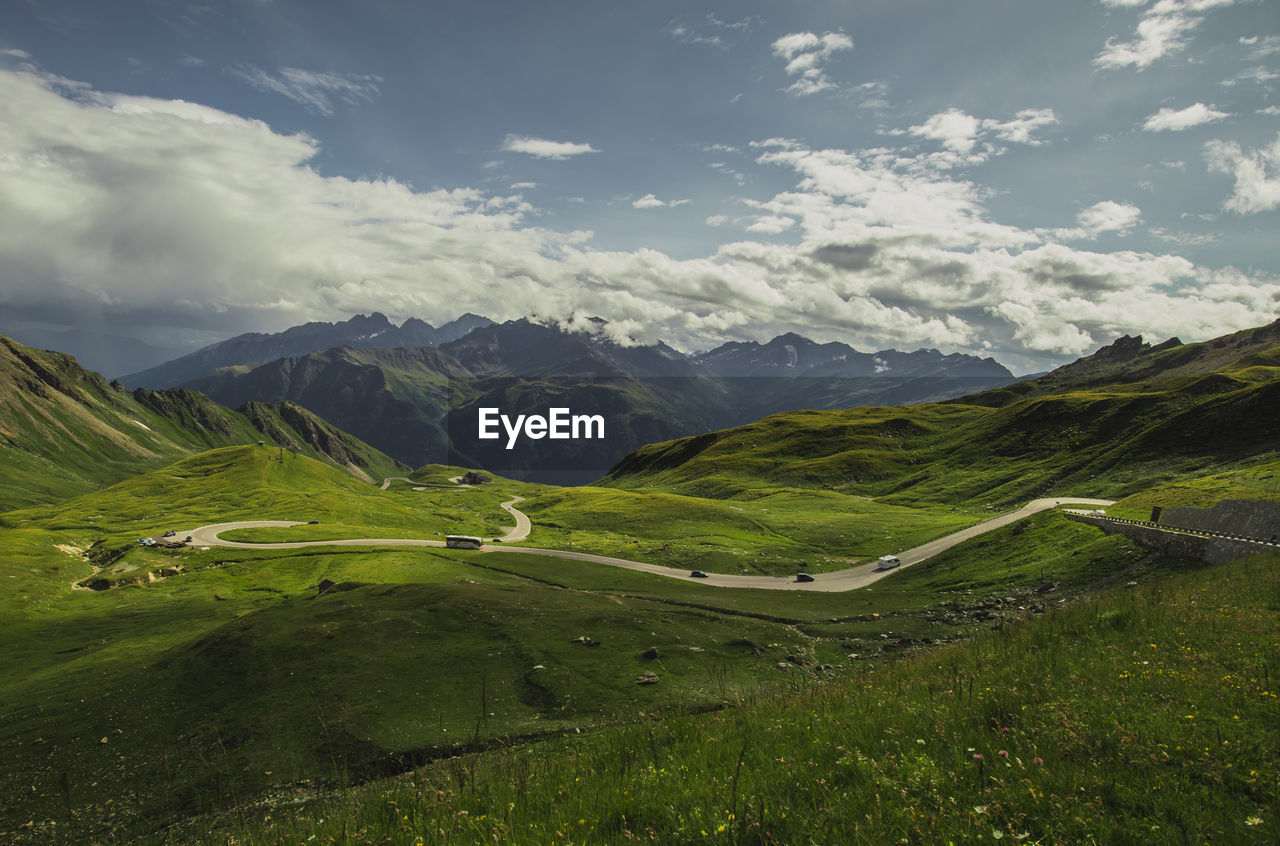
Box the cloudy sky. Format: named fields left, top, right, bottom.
left=1, top=0, right=1278, bottom=373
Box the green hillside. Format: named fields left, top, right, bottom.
left=0, top=335, right=406, bottom=509
left=4, top=322, right=1280, bottom=843
left=0, top=445, right=1157, bottom=843
left=602, top=328, right=1280, bottom=507
left=186, top=550, right=1280, bottom=846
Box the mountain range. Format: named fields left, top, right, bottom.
left=121, top=312, right=493, bottom=389
left=175, top=318, right=1019, bottom=483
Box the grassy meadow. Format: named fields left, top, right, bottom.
left=1, top=426, right=1276, bottom=843
left=0, top=442, right=1161, bottom=843
left=172, top=550, right=1280, bottom=846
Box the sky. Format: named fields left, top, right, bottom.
left=1, top=0, right=1277, bottom=374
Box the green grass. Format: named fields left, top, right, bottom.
left=0, top=445, right=1161, bottom=843
left=515, top=485, right=980, bottom=576
left=602, top=355, right=1280, bottom=510
left=174, top=551, right=1280, bottom=846
left=1106, top=456, right=1280, bottom=521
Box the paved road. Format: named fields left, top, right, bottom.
left=181, top=496, right=1113, bottom=593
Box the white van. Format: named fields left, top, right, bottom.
left=445, top=535, right=484, bottom=550
left=875, top=555, right=902, bottom=571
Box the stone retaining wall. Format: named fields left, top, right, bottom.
left=1159, top=498, right=1280, bottom=541
left=1066, top=513, right=1274, bottom=565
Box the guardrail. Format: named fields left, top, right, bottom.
left=1065, top=513, right=1280, bottom=547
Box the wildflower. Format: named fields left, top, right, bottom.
left=1033, top=757, right=1044, bottom=766
left=998, top=750, right=1008, bottom=758
left=973, top=753, right=983, bottom=761
left=1246, top=816, right=1263, bottom=826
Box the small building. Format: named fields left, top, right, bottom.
left=461, top=471, right=491, bottom=485
left=445, top=535, right=484, bottom=550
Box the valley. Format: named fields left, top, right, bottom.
left=0, top=322, right=1277, bottom=844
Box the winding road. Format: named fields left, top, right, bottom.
left=180, top=493, right=1114, bottom=593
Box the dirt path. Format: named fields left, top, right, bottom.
left=180, top=497, right=1114, bottom=593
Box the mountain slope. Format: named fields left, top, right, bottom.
left=0, top=335, right=405, bottom=509
left=121, top=312, right=493, bottom=389
left=958, top=318, right=1280, bottom=407
left=602, top=321, right=1280, bottom=505
left=184, top=345, right=472, bottom=469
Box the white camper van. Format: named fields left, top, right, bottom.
left=875, top=555, right=902, bottom=571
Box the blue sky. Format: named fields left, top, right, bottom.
left=1, top=0, right=1277, bottom=373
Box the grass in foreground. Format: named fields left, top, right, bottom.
left=183, top=552, right=1280, bottom=845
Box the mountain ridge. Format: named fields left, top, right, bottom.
left=120, top=312, right=493, bottom=389
left=0, top=334, right=406, bottom=509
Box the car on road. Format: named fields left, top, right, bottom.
left=795, top=572, right=815, bottom=583
left=875, top=555, right=902, bottom=571
left=307, top=520, right=320, bottom=525
left=690, top=570, right=709, bottom=578
left=445, top=535, right=484, bottom=550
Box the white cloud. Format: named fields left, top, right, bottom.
left=1095, top=11, right=1198, bottom=69
left=1079, top=201, right=1142, bottom=235
left=227, top=65, right=381, bottom=116
left=665, top=14, right=759, bottom=47
left=771, top=31, right=853, bottom=96
left=1094, top=0, right=1238, bottom=71
left=745, top=215, right=795, bottom=234
left=984, top=109, right=1059, bottom=145
left=1053, top=200, right=1143, bottom=239
left=501, top=134, right=599, bottom=160
left=909, top=108, right=1058, bottom=161
left=632, top=194, right=690, bottom=209
left=1240, top=35, right=1280, bottom=58
left=1149, top=226, right=1218, bottom=245
left=910, top=109, right=982, bottom=154
left=1221, top=67, right=1280, bottom=87
left=1258, top=106, right=1280, bottom=116
left=1, top=64, right=1275, bottom=371
left=1143, top=102, right=1231, bottom=131
left=1205, top=133, right=1280, bottom=213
